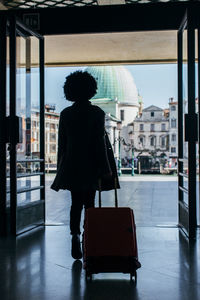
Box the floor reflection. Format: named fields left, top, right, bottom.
left=178, top=231, right=200, bottom=300
left=70, top=260, right=83, bottom=300
left=0, top=227, right=45, bottom=300
left=83, top=278, right=139, bottom=300
left=70, top=260, right=138, bottom=300
left=0, top=226, right=200, bottom=300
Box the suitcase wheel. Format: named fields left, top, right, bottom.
left=130, top=270, right=137, bottom=285
left=85, top=270, right=92, bottom=281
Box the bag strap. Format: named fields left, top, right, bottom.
left=98, top=179, right=102, bottom=208
left=98, top=178, right=118, bottom=208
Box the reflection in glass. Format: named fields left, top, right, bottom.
left=16, top=35, right=41, bottom=205
left=182, top=30, right=189, bottom=205
left=195, top=29, right=200, bottom=225
left=6, top=35, right=10, bottom=207
left=17, top=190, right=41, bottom=206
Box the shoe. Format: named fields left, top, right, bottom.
left=71, top=234, right=83, bottom=260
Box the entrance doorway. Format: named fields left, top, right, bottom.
left=44, top=63, right=178, bottom=228
left=0, top=9, right=199, bottom=238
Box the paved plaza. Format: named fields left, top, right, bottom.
left=46, top=174, right=178, bottom=227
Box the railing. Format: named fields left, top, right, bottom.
left=7, top=185, right=44, bottom=194
left=6, top=159, right=45, bottom=194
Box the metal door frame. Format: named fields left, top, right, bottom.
left=178, top=9, right=197, bottom=239
left=0, top=15, right=45, bottom=235
left=198, top=18, right=200, bottom=229
left=0, top=15, right=7, bottom=235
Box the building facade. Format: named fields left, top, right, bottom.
left=16, top=104, right=60, bottom=170
left=133, top=105, right=169, bottom=159
left=32, top=105, right=59, bottom=166
left=86, top=65, right=179, bottom=168
left=168, top=97, right=178, bottom=166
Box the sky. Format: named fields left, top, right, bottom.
left=44, top=64, right=178, bottom=113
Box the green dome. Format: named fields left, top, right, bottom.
left=86, top=66, right=138, bottom=105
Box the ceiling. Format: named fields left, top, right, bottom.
left=2, top=0, right=191, bottom=10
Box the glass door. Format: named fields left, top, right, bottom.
left=0, top=15, right=7, bottom=235
left=197, top=26, right=200, bottom=228
left=3, top=16, right=45, bottom=235
left=178, top=10, right=197, bottom=239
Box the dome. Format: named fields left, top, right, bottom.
left=86, top=66, right=138, bottom=106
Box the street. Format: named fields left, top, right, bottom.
left=46, top=174, right=178, bottom=227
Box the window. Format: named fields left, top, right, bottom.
left=45, top=122, right=50, bottom=128
left=32, top=121, right=37, bottom=127
left=139, top=136, right=144, bottom=146
left=151, top=111, right=154, bottom=117
left=161, top=123, right=166, bottom=131
left=50, top=144, right=56, bottom=153
left=150, top=124, right=155, bottom=131
left=171, top=105, right=176, bottom=111
left=26, top=134, right=30, bottom=142
left=171, top=119, right=176, bottom=128
left=150, top=136, right=155, bottom=146
left=172, top=134, right=176, bottom=142
left=27, top=144, right=30, bottom=153
left=140, top=124, right=144, bottom=131
left=50, top=133, right=56, bottom=142
left=26, top=122, right=31, bottom=130
left=171, top=147, right=176, bottom=153
left=161, top=136, right=165, bottom=147
left=120, top=110, right=124, bottom=121
left=50, top=123, right=55, bottom=130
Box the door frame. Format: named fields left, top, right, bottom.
left=178, top=8, right=197, bottom=239
left=0, top=15, right=45, bottom=235
left=1, top=5, right=199, bottom=236
left=0, top=15, right=7, bottom=235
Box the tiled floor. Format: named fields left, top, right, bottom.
left=1, top=175, right=200, bottom=300
left=0, top=225, right=200, bottom=300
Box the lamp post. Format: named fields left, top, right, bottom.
left=117, top=122, right=122, bottom=176
left=129, top=131, right=135, bottom=176
left=131, top=145, right=134, bottom=176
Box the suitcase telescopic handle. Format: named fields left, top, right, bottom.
left=98, top=178, right=118, bottom=208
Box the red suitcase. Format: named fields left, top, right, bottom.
left=83, top=182, right=141, bottom=282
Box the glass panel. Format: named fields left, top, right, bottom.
left=17, top=174, right=40, bottom=188
left=16, top=34, right=41, bottom=206
left=182, top=29, right=189, bottom=204
left=196, top=29, right=200, bottom=226
left=17, top=175, right=41, bottom=205
left=6, top=32, right=10, bottom=208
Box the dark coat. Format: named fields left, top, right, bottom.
left=51, top=101, right=120, bottom=192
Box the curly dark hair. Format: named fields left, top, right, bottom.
left=63, top=71, right=97, bottom=102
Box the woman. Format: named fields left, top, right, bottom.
left=51, top=71, right=119, bottom=259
